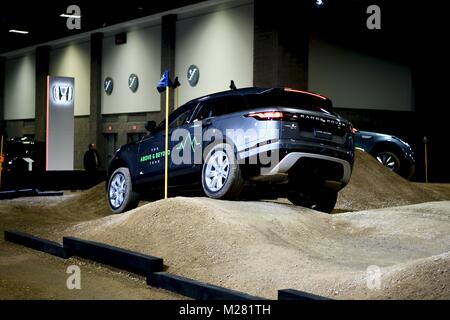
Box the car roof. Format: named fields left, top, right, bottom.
left=186, top=87, right=331, bottom=105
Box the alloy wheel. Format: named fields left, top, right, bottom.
left=204, top=150, right=230, bottom=192
left=376, top=151, right=400, bottom=172
left=109, top=172, right=127, bottom=208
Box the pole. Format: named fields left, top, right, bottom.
left=164, top=87, right=169, bottom=199
left=0, top=135, right=3, bottom=189
left=424, top=142, right=428, bottom=184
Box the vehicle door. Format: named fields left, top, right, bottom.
left=136, top=103, right=195, bottom=184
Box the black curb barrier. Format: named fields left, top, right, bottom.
left=5, top=230, right=330, bottom=301
left=278, top=289, right=332, bottom=300
left=0, top=189, right=34, bottom=200
left=147, top=272, right=266, bottom=300
left=4, top=230, right=69, bottom=258
left=35, top=190, right=64, bottom=197
left=63, top=237, right=163, bottom=276
left=0, top=189, right=63, bottom=200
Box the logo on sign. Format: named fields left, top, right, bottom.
left=187, top=65, right=199, bottom=87
left=52, top=85, right=74, bottom=104
left=104, top=77, right=113, bottom=95
left=128, top=74, right=139, bottom=92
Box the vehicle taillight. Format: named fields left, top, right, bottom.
left=349, top=124, right=358, bottom=134
left=246, top=111, right=286, bottom=120
left=284, top=88, right=328, bottom=100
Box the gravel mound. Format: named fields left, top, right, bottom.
left=61, top=198, right=450, bottom=299
left=336, top=150, right=442, bottom=211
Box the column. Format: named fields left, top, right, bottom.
left=253, top=1, right=309, bottom=90
left=0, top=56, right=5, bottom=123
left=34, top=46, right=51, bottom=142
left=89, top=32, right=105, bottom=169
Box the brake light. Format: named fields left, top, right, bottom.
left=349, top=124, right=358, bottom=134
left=284, top=88, right=328, bottom=100
left=246, top=111, right=285, bottom=120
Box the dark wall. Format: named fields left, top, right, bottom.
left=253, top=0, right=450, bottom=183
left=75, top=116, right=90, bottom=170
left=253, top=1, right=309, bottom=89
left=0, top=57, right=4, bottom=124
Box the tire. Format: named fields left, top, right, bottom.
left=373, top=150, right=401, bottom=173
left=288, top=188, right=338, bottom=214
left=107, top=167, right=140, bottom=213
left=372, top=148, right=415, bottom=179
left=201, top=143, right=244, bottom=199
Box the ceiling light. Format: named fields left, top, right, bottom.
left=9, top=29, right=29, bottom=34
left=60, top=14, right=81, bottom=19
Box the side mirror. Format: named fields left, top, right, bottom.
left=145, top=120, right=157, bottom=132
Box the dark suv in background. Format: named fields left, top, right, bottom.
left=107, top=87, right=356, bottom=214
left=354, top=130, right=415, bottom=179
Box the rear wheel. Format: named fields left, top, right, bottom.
left=202, top=143, right=244, bottom=199
left=107, top=167, right=140, bottom=213
left=288, top=188, right=338, bottom=214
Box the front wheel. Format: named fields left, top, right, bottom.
left=374, top=150, right=401, bottom=173
left=202, top=143, right=244, bottom=199
left=107, top=167, right=140, bottom=213
left=288, top=188, right=338, bottom=214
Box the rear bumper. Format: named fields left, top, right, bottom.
left=266, top=152, right=352, bottom=184
left=238, top=139, right=354, bottom=188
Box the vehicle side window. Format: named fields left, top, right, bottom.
left=193, top=104, right=213, bottom=121
left=169, top=109, right=191, bottom=129
left=192, top=96, right=247, bottom=121
left=192, top=99, right=226, bottom=121
left=223, top=96, right=247, bottom=114
left=155, top=102, right=196, bottom=132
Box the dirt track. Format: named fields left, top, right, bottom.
left=0, top=149, right=449, bottom=299
left=0, top=195, right=182, bottom=300
left=55, top=198, right=450, bottom=299
left=336, top=150, right=450, bottom=211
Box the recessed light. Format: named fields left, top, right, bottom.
left=60, top=14, right=82, bottom=19
left=9, top=29, right=29, bottom=34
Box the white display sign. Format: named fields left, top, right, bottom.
left=46, top=76, right=75, bottom=170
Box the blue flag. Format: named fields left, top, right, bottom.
left=157, top=70, right=170, bottom=93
